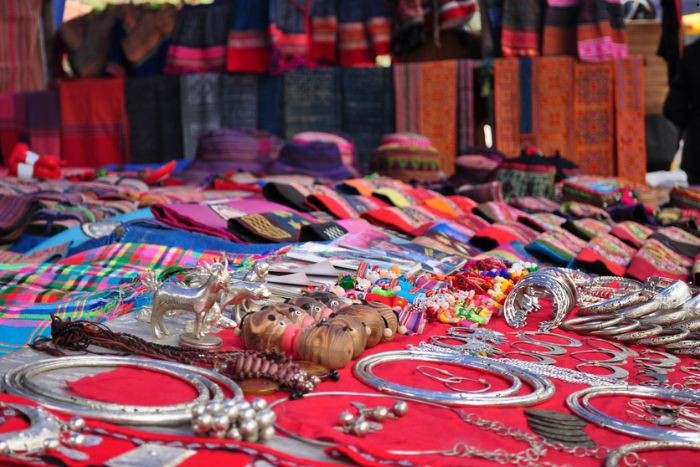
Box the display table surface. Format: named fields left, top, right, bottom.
left=0, top=308, right=698, bottom=466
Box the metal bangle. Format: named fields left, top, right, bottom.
left=664, top=333, right=700, bottom=350
left=609, top=323, right=663, bottom=342
left=574, top=362, right=629, bottom=381
left=561, top=314, right=625, bottom=332
left=606, top=440, right=700, bottom=467
left=570, top=349, right=627, bottom=365
left=675, top=317, right=700, bottom=332
left=578, top=289, right=653, bottom=316
left=353, top=350, right=555, bottom=406
left=517, top=331, right=583, bottom=348
left=669, top=347, right=700, bottom=356
left=501, top=351, right=557, bottom=366
left=641, top=306, right=700, bottom=327
left=509, top=340, right=567, bottom=356
left=636, top=328, right=690, bottom=347
left=587, top=319, right=640, bottom=337
left=621, top=299, right=664, bottom=319
left=567, top=385, right=700, bottom=443
left=4, top=356, right=243, bottom=426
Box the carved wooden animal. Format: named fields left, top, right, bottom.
left=306, top=291, right=343, bottom=311
left=240, top=309, right=298, bottom=352
left=262, top=304, right=316, bottom=328
left=298, top=322, right=356, bottom=369
left=326, top=314, right=369, bottom=358
left=147, top=260, right=230, bottom=340
left=287, top=297, right=330, bottom=321
left=335, top=304, right=387, bottom=348
left=366, top=301, right=402, bottom=341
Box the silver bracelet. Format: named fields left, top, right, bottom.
left=605, top=440, right=700, bottom=467
left=509, top=340, right=567, bottom=356
left=354, top=350, right=554, bottom=406
left=610, top=323, right=663, bottom=342
left=567, top=385, right=700, bottom=443
left=571, top=349, right=627, bottom=364
left=4, top=356, right=243, bottom=426
left=561, top=314, right=625, bottom=332
left=574, top=362, right=628, bottom=381
left=517, top=331, right=583, bottom=348
left=636, top=328, right=690, bottom=347
left=588, top=319, right=640, bottom=337
left=578, top=289, right=653, bottom=316
left=664, top=332, right=700, bottom=350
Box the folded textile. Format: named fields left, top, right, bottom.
left=165, top=1, right=230, bottom=74
left=283, top=68, right=342, bottom=139
left=394, top=61, right=458, bottom=174
left=627, top=238, right=692, bottom=282
left=609, top=221, right=653, bottom=248
left=494, top=161, right=556, bottom=200
left=151, top=199, right=300, bottom=242
left=458, top=183, right=504, bottom=204
left=60, top=78, right=130, bottom=167
left=508, top=196, right=561, bottom=214
left=526, top=228, right=587, bottom=266
left=228, top=211, right=313, bottom=243
left=361, top=206, right=439, bottom=235
left=561, top=176, right=625, bottom=207
left=126, top=75, right=183, bottom=164
left=574, top=233, right=635, bottom=276
left=0, top=195, right=40, bottom=244
left=648, top=227, right=700, bottom=259
left=180, top=73, right=221, bottom=160
left=196, top=129, right=280, bottom=174
left=563, top=218, right=612, bottom=241
left=341, top=67, right=395, bottom=174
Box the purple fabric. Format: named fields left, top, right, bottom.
left=268, top=141, right=352, bottom=180
left=196, top=128, right=281, bottom=174
left=150, top=199, right=311, bottom=242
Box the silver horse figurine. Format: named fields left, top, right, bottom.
left=145, top=258, right=230, bottom=339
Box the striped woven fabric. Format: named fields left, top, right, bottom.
left=0, top=0, right=43, bottom=93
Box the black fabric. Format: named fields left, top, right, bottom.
left=645, top=115, right=680, bottom=172
left=125, top=76, right=183, bottom=163
left=664, top=39, right=700, bottom=184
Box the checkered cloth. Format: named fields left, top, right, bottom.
left=0, top=243, right=255, bottom=355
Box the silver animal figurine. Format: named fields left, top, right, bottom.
left=224, top=280, right=272, bottom=325
left=144, top=258, right=231, bottom=340
left=244, top=261, right=270, bottom=282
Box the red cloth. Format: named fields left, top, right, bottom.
left=59, top=78, right=130, bottom=167
left=62, top=315, right=700, bottom=467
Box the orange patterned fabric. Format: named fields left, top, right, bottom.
left=494, top=59, right=520, bottom=157
left=614, top=56, right=646, bottom=184
left=534, top=57, right=574, bottom=158
left=393, top=60, right=457, bottom=175
left=573, top=61, right=615, bottom=176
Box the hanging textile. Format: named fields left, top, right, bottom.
left=126, top=76, right=183, bottom=164
left=543, top=0, right=628, bottom=62
left=220, top=75, right=259, bottom=131
left=573, top=61, right=615, bottom=176
left=337, top=0, right=390, bottom=66
left=165, top=2, right=230, bottom=74
left=542, top=0, right=580, bottom=56
left=393, top=61, right=458, bottom=174
left=0, top=0, right=44, bottom=93
left=457, top=60, right=477, bottom=154
left=501, top=0, right=542, bottom=57
left=180, top=73, right=221, bottom=160
left=0, top=94, right=27, bottom=166
left=58, top=6, right=124, bottom=78
left=534, top=56, right=574, bottom=157
left=258, top=75, right=284, bottom=136
left=268, top=0, right=315, bottom=73
left=614, top=56, right=646, bottom=184
left=106, top=4, right=177, bottom=77
left=577, top=0, right=628, bottom=62
left=59, top=78, right=130, bottom=168
left=283, top=68, right=342, bottom=139
left=341, top=67, right=395, bottom=174
left=227, top=0, right=271, bottom=72
left=25, top=90, right=62, bottom=159
left=494, top=59, right=520, bottom=156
